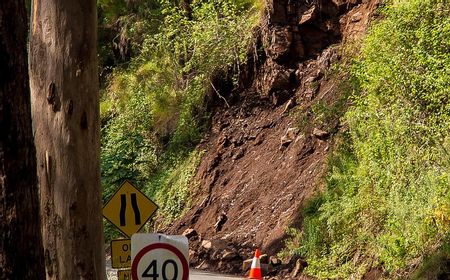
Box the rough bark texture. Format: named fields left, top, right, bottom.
left=0, top=1, right=46, bottom=279
left=29, top=0, right=104, bottom=279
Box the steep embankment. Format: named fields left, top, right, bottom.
left=167, top=0, right=381, bottom=274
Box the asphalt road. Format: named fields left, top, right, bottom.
left=107, top=269, right=243, bottom=280
left=190, top=270, right=244, bottom=280
left=106, top=261, right=244, bottom=280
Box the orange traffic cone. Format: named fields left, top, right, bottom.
left=248, top=249, right=263, bottom=279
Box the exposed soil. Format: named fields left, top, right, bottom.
left=165, top=0, right=382, bottom=277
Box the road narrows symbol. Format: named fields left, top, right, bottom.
left=120, top=194, right=127, bottom=226
left=119, top=193, right=142, bottom=227
left=131, top=193, right=141, bottom=225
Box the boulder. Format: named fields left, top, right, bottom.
left=195, top=260, right=209, bottom=270
left=260, top=254, right=269, bottom=264
left=214, top=212, right=228, bottom=232
left=291, top=259, right=308, bottom=278
left=232, top=148, right=245, bottom=161
left=281, top=127, right=300, bottom=148
left=256, top=60, right=294, bottom=101
left=272, top=90, right=293, bottom=106
left=299, top=6, right=317, bottom=25
left=270, top=256, right=282, bottom=266
left=201, top=240, right=212, bottom=250
left=312, top=127, right=329, bottom=139
left=266, top=26, right=293, bottom=62
left=182, top=228, right=198, bottom=239
left=222, top=250, right=240, bottom=261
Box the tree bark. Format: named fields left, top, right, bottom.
left=29, top=0, right=105, bottom=279
left=0, top=1, right=45, bottom=279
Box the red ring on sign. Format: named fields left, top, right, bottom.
left=131, top=243, right=189, bottom=280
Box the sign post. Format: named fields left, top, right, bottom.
left=131, top=234, right=189, bottom=280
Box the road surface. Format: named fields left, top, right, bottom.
left=106, top=269, right=243, bottom=280
left=106, top=260, right=244, bottom=280
left=190, top=270, right=244, bottom=279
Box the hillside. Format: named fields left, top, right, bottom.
left=165, top=0, right=382, bottom=275
left=99, top=0, right=450, bottom=279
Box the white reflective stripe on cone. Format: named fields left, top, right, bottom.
left=251, top=257, right=260, bottom=269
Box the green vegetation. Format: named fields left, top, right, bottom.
left=99, top=0, right=260, bottom=240
left=288, top=0, right=450, bottom=278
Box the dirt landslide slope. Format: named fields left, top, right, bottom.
left=167, top=0, right=381, bottom=277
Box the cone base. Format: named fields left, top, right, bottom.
left=249, top=268, right=262, bottom=279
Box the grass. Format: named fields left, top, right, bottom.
left=286, top=0, right=450, bottom=278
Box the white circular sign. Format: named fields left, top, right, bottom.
left=131, top=234, right=189, bottom=280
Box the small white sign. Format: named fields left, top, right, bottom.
left=131, top=234, right=189, bottom=280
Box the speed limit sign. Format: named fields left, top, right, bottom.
left=131, top=234, right=189, bottom=280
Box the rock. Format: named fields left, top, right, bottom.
left=291, top=259, right=308, bottom=278
left=275, top=68, right=294, bottom=90
left=195, top=260, right=209, bottom=270
left=217, top=260, right=226, bottom=270
left=207, top=154, right=221, bottom=172
left=217, top=135, right=230, bottom=149
left=256, top=61, right=294, bottom=99
left=350, top=11, right=363, bottom=22
left=281, top=127, right=300, bottom=148
left=281, top=98, right=296, bottom=114
left=317, top=47, right=338, bottom=69
left=214, top=212, right=227, bottom=232
left=222, top=250, right=240, bottom=261
left=189, top=249, right=196, bottom=259
left=312, top=128, right=329, bottom=139
left=211, top=250, right=221, bottom=261
left=280, top=136, right=292, bottom=148
left=211, top=239, right=228, bottom=250
left=232, top=148, right=245, bottom=160
left=260, top=254, right=269, bottom=264
left=201, top=240, right=212, bottom=250
left=254, top=133, right=264, bottom=146
left=271, top=90, right=293, bottom=106
left=299, top=6, right=317, bottom=25
left=291, top=259, right=303, bottom=277
left=270, top=256, right=282, bottom=266
left=182, top=228, right=197, bottom=239
left=231, top=134, right=245, bottom=147
left=292, top=34, right=305, bottom=59
left=265, top=26, right=293, bottom=61
left=242, top=258, right=253, bottom=272
left=218, top=121, right=230, bottom=130
left=266, top=0, right=287, bottom=24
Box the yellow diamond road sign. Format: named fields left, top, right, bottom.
left=103, top=181, right=158, bottom=237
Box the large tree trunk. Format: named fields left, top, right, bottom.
left=29, top=0, right=104, bottom=279
left=0, top=1, right=45, bottom=279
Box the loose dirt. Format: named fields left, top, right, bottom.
left=166, top=0, right=381, bottom=277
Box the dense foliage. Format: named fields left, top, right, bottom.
left=290, top=0, right=450, bottom=278
left=99, top=0, right=260, bottom=240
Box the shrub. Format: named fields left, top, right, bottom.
left=100, top=0, right=261, bottom=240
left=294, top=0, right=450, bottom=278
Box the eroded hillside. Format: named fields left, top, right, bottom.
left=166, top=0, right=381, bottom=275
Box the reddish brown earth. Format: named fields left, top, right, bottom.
left=166, top=0, right=381, bottom=278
